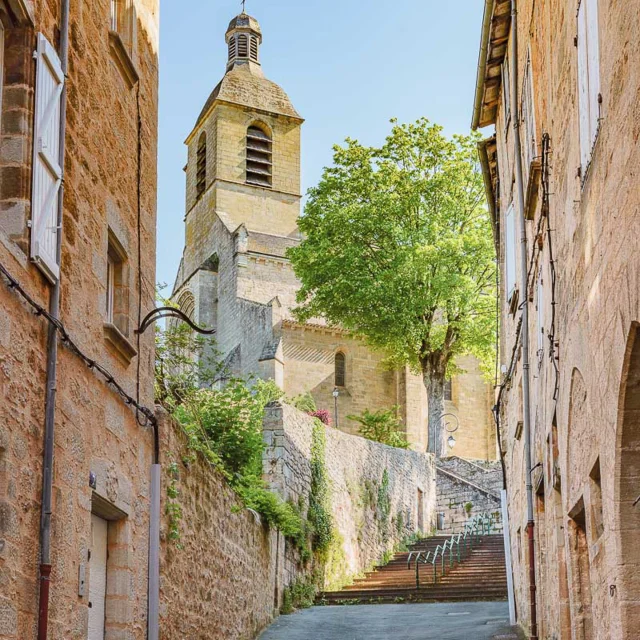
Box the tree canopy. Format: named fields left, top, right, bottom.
left=288, top=119, right=497, bottom=454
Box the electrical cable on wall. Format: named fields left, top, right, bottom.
left=0, top=261, right=157, bottom=429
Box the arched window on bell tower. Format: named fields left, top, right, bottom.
left=196, top=133, right=207, bottom=199
left=246, top=124, right=272, bottom=188
left=335, top=352, right=346, bottom=387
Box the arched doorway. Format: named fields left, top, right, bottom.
left=616, top=323, right=640, bottom=639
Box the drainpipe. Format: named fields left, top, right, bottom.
left=509, top=1, right=538, bottom=638
left=37, top=0, right=70, bottom=637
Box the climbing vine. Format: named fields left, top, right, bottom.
left=166, top=460, right=183, bottom=549
left=308, top=419, right=334, bottom=553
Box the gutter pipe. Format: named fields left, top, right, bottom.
left=472, top=0, right=495, bottom=130
left=509, top=1, right=539, bottom=638
left=38, top=0, right=70, bottom=637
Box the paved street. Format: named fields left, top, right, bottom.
left=258, top=602, right=521, bottom=640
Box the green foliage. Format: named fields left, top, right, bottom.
left=287, top=392, right=317, bottom=413
left=348, top=407, right=410, bottom=449
left=155, top=316, right=299, bottom=540
left=308, top=420, right=334, bottom=553
left=281, top=576, right=318, bottom=614
left=288, top=118, right=497, bottom=452
left=464, top=501, right=474, bottom=516
left=166, top=461, right=183, bottom=549
left=377, top=469, right=391, bottom=542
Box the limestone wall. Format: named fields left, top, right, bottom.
left=158, top=412, right=286, bottom=640
left=263, top=403, right=437, bottom=586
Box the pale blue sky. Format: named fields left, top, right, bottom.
left=157, top=0, right=485, bottom=289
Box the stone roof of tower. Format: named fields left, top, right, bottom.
left=226, top=13, right=262, bottom=37
left=194, top=64, right=302, bottom=132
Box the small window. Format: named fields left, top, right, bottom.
left=537, top=271, right=545, bottom=358
left=335, top=352, right=346, bottom=387
left=444, top=379, right=453, bottom=402
left=577, top=0, right=601, bottom=174
left=196, top=133, right=207, bottom=199
left=250, top=35, right=259, bottom=62
left=106, top=233, right=129, bottom=336
left=111, top=0, right=136, bottom=57
left=589, top=459, right=604, bottom=541
left=505, top=203, right=517, bottom=304
left=246, top=125, right=272, bottom=188
left=228, top=36, right=236, bottom=61
left=237, top=34, right=248, bottom=58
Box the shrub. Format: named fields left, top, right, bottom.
left=348, top=407, right=410, bottom=449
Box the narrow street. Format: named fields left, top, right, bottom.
left=259, top=602, right=522, bottom=640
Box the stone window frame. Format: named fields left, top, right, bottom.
left=196, top=132, right=207, bottom=200
left=109, top=0, right=139, bottom=88
left=0, top=4, right=35, bottom=256
left=103, top=228, right=136, bottom=363
left=245, top=121, right=273, bottom=189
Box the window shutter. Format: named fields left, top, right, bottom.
left=31, top=34, right=64, bottom=284
left=577, top=1, right=590, bottom=170
left=502, top=57, right=511, bottom=126
left=537, top=273, right=545, bottom=353
left=586, top=0, right=601, bottom=146
left=505, top=203, right=517, bottom=301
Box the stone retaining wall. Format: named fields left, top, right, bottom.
left=263, top=402, right=437, bottom=588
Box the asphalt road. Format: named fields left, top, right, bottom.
left=258, top=601, right=521, bottom=640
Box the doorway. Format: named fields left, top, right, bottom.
left=88, top=514, right=108, bottom=640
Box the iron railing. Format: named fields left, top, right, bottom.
left=407, top=512, right=497, bottom=588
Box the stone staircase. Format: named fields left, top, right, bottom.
left=319, top=534, right=508, bottom=605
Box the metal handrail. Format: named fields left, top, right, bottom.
left=408, top=511, right=497, bottom=589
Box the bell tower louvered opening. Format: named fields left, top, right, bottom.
left=225, top=13, right=263, bottom=71
left=246, top=125, right=272, bottom=188
left=196, top=133, right=207, bottom=199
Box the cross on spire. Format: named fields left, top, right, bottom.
left=241, top=0, right=247, bottom=13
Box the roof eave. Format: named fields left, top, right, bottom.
left=472, top=0, right=496, bottom=131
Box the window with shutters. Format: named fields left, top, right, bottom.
left=521, top=50, right=537, bottom=187
left=196, top=133, right=207, bottom=199
left=537, top=271, right=545, bottom=364
left=502, top=55, right=511, bottom=130
left=105, top=232, right=129, bottom=337
left=577, top=0, right=601, bottom=177
left=30, top=34, right=64, bottom=284
left=246, top=124, right=273, bottom=188
left=504, top=203, right=517, bottom=307
left=335, top=352, right=346, bottom=387
left=228, top=36, right=236, bottom=61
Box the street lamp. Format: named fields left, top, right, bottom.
left=439, top=413, right=460, bottom=457
left=332, top=387, right=339, bottom=428
left=447, top=434, right=457, bottom=449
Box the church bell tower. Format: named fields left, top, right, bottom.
left=183, top=11, right=304, bottom=249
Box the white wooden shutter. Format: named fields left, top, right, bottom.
left=537, top=273, right=545, bottom=353
left=586, top=0, right=601, bottom=145
left=505, top=204, right=517, bottom=301
left=577, top=2, right=590, bottom=169
left=31, top=33, right=64, bottom=284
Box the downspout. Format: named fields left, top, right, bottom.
left=509, top=1, right=539, bottom=638
left=38, top=0, right=70, bottom=637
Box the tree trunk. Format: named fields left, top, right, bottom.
left=423, top=366, right=446, bottom=458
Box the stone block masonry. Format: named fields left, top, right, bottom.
left=158, top=411, right=283, bottom=640
left=263, top=403, right=437, bottom=587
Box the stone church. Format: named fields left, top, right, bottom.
left=172, top=11, right=495, bottom=459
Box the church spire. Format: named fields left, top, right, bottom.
left=225, top=11, right=263, bottom=74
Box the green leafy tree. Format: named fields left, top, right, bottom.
left=288, top=119, right=496, bottom=456
left=347, top=407, right=410, bottom=449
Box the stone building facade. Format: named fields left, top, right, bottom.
left=172, top=10, right=497, bottom=460
left=0, top=1, right=159, bottom=638
left=473, top=0, right=640, bottom=638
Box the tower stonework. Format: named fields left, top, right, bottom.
left=172, top=12, right=496, bottom=460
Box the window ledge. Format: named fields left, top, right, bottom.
left=104, top=322, right=137, bottom=363
left=108, top=31, right=139, bottom=89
